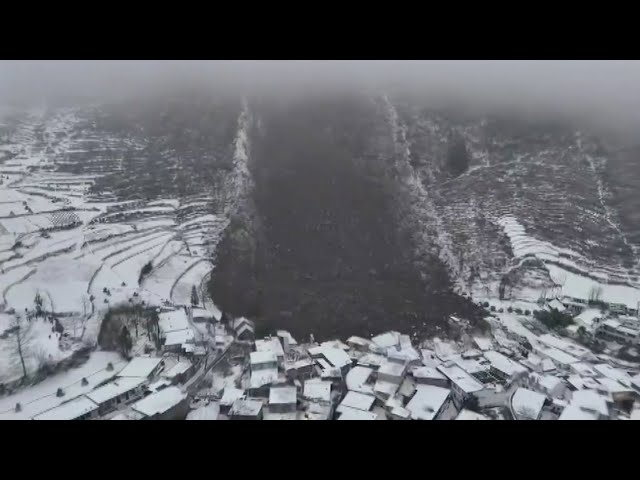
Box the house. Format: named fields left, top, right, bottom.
left=389, top=406, right=411, bottom=420
left=337, top=391, right=376, bottom=414
left=386, top=345, right=421, bottom=366
left=163, top=328, right=195, bottom=353
left=593, top=363, right=633, bottom=387
left=337, top=406, right=378, bottom=420
left=370, top=331, right=401, bottom=353
left=483, top=351, right=528, bottom=382
left=229, top=399, right=264, bottom=420
left=596, top=318, right=640, bottom=345
left=219, top=388, right=246, bottom=414
left=472, top=337, right=493, bottom=352
left=437, top=364, right=484, bottom=408
left=346, top=336, right=372, bottom=352
left=455, top=409, right=489, bottom=420
left=532, top=374, right=567, bottom=399
left=249, top=351, right=280, bottom=397
left=147, top=379, right=172, bottom=393
left=357, top=353, right=386, bottom=369
left=158, top=309, right=190, bottom=335
left=405, top=385, right=451, bottom=420
left=131, top=386, right=189, bottom=420
left=33, top=396, right=99, bottom=421
left=117, top=357, right=164, bottom=380
left=303, top=379, right=332, bottom=403
left=510, top=388, right=546, bottom=420
left=536, top=334, right=591, bottom=359
left=410, top=366, right=449, bottom=388
left=609, top=303, right=628, bottom=315
left=161, top=360, right=194, bottom=385
left=229, top=317, right=254, bottom=341
left=569, top=362, right=598, bottom=377
left=420, top=349, right=441, bottom=367
left=534, top=346, right=579, bottom=370
left=377, top=361, right=406, bottom=384
left=309, top=345, right=352, bottom=376
left=190, top=307, right=214, bottom=324
left=573, top=309, right=602, bottom=332
left=558, top=390, right=610, bottom=420
left=85, top=378, right=146, bottom=416
left=345, top=366, right=374, bottom=395
left=255, top=337, right=285, bottom=366
left=285, top=359, right=315, bottom=381
left=546, top=298, right=567, bottom=313
left=276, top=330, right=298, bottom=353
left=269, top=386, right=297, bottom=414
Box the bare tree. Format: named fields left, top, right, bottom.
left=9, top=315, right=35, bottom=380
left=588, top=285, right=603, bottom=303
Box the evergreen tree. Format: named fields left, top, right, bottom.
left=447, top=133, right=471, bottom=176
left=191, top=285, right=199, bottom=306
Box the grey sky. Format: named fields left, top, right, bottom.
left=1, top=60, right=639, bottom=131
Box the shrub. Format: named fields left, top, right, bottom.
left=524, top=310, right=531, bottom=316
left=507, top=307, right=513, bottom=313
left=56, top=388, right=64, bottom=397
left=498, top=308, right=504, bottom=313
left=515, top=308, right=523, bottom=315
left=483, top=302, right=490, bottom=308
left=490, top=306, right=496, bottom=312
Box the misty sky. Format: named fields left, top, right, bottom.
left=1, top=60, right=639, bottom=131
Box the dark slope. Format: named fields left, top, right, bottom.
left=209, top=96, right=483, bottom=341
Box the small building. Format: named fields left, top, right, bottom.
left=337, top=406, right=378, bottom=420
left=558, top=390, right=610, bottom=420
left=33, top=396, right=99, bottom=421
left=303, top=379, right=332, bottom=403
left=346, top=336, right=372, bottom=352
left=163, top=328, right=195, bottom=353
left=191, top=307, right=214, bottom=324
left=231, top=317, right=255, bottom=342
left=373, top=379, right=399, bottom=402
left=269, top=386, right=297, bottom=413
left=276, top=330, right=298, bottom=353
left=536, top=334, right=591, bottom=359
left=483, top=351, right=528, bottom=382
left=249, top=351, right=279, bottom=397
left=308, top=346, right=352, bottom=375
left=285, top=359, right=315, bottom=381
left=161, top=360, right=194, bottom=385
left=346, top=366, right=374, bottom=395
left=472, top=337, right=493, bottom=352
left=230, top=399, right=263, bottom=420
left=437, top=364, right=484, bottom=408
left=85, top=378, right=146, bottom=416
left=255, top=337, right=285, bottom=366
left=117, top=357, right=164, bottom=380
left=386, top=345, right=421, bottom=366
left=533, top=374, right=567, bottom=399
left=569, top=362, right=598, bottom=377
left=510, top=388, right=546, bottom=420
left=405, top=385, right=451, bottom=420
left=131, top=386, right=189, bottom=420
left=455, top=409, right=489, bottom=420
left=593, top=363, right=633, bottom=388
left=377, top=361, right=406, bottom=385
left=534, top=346, right=579, bottom=370
left=337, top=391, right=375, bottom=414
left=219, top=387, right=246, bottom=414
left=596, top=319, right=640, bottom=345
left=357, top=353, right=386, bottom=369
left=546, top=298, right=567, bottom=313
left=410, top=366, right=449, bottom=388
left=370, top=331, right=401, bottom=353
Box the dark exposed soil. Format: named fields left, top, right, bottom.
left=209, top=96, right=484, bottom=341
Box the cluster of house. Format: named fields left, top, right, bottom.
left=206, top=321, right=640, bottom=420
left=32, top=355, right=195, bottom=420
left=544, top=297, right=640, bottom=346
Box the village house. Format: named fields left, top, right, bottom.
left=337, top=406, right=378, bottom=420
left=510, top=388, right=546, bottom=420
left=345, top=366, right=375, bottom=395
left=268, top=386, right=298, bottom=414
left=483, top=351, right=528, bottom=383
left=249, top=351, right=280, bottom=397
left=437, top=364, right=485, bottom=408
left=229, top=399, right=264, bottom=420
left=285, top=359, right=316, bottom=381
left=455, top=409, right=489, bottom=420
left=534, top=346, right=579, bottom=370
left=32, top=396, right=100, bottom=421
left=117, top=357, right=164, bottom=381
left=255, top=337, right=285, bottom=366
left=85, top=377, right=146, bottom=416
left=231, top=317, right=255, bottom=342
left=596, top=318, right=640, bottom=345
left=410, top=366, right=449, bottom=388
left=337, top=391, right=376, bottom=415
left=405, top=385, right=452, bottom=420
left=346, top=336, right=372, bottom=352
left=303, top=379, right=332, bottom=404
left=190, top=307, right=215, bottom=324
left=370, top=331, right=401, bottom=354
left=536, top=334, right=592, bottom=360
left=559, top=389, right=611, bottom=420
left=131, top=386, right=189, bottom=420
left=161, top=360, right=194, bottom=385
left=219, top=387, right=245, bottom=415
left=308, top=345, right=353, bottom=376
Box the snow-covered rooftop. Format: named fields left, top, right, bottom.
left=220, top=387, right=245, bottom=407
left=472, top=337, right=493, bottom=351
left=132, top=386, right=186, bottom=417
left=33, top=396, right=98, bottom=420
left=537, top=334, right=590, bottom=358
left=411, top=366, right=446, bottom=381
left=537, top=375, right=563, bottom=393
left=346, top=336, right=372, bottom=348
left=250, top=367, right=279, bottom=389
left=511, top=388, right=546, bottom=420
left=158, top=310, right=189, bottom=333
left=338, top=406, right=378, bottom=420
left=86, top=378, right=145, bottom=405
left=255, top=337, right=284, bottom=358
left=164, top=328, right=194, bottom=346
left=346, top=366, right=374, bottom=394
left=161, top=360, right=193, bottom=380
left=570, top=362, right=598, bottom=377
left=405, top=385, right=450, bottom=420
left=559, top=390, right=609, bottom=420
left=230, top=399, right=263, bottom=417
left=483, top=351, right=527, bottom=377
left=378, top=360, right=405, bottom=379
left=536, top=346, right=579, bottom=366
left=593, top=363, right=632, bottom=387
left=250, top=351, right=278, bottom=365
left=186, top=403, right=220, bottom=420
left=310, top=346, right=351, bottom=369
left=456, top=409, right=489, bottom=420
left=269, top=386, right=297, bottom=405
left=371, top=331, right=400, bottom=350
left=338, top=391, right=375, bottom=412
left=547, top=299, right=566, bottom=312
left=357, top=353, right=385, bottom=368
left=373, top=380, right=399, bottom=398
left=117, top=357, right=163, bottom=379
left=437, top=364, right=484, bottom=394
left=303, top=380, right=331, bottom=402
left=574, top=309, right=602, bottom=327
left=387, top=345, right=420, bottom=363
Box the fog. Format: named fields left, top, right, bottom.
left=2, top=60, right=640, bottom=133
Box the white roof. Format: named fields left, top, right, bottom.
left=117, top=357, right=163, bottom=378
left=391, top=406, right=411, bottom=419
left=191, top=307, right=212, bottom=319
left=186, top=403, right=220, bottom=421
left=537, top=334, right=590, bottom=358
left=230, top=399, right=263, bottom=417
left=269, top=386, right=297, bottom=405
left=314, top=346, right=351, bottom=369
left=538, top=375, right=563, bottom=393
left=346, top=336, right=372, bottom=347
left=373, top=380, right=399, bottom=398
left=132, top=386, right=186, bottom=417
left=511, top=388, right=546, bottom=420
left=357, top=353, right=385, bottom=368
left=164, top=328, right=194, bottom=346
left=147, top=379, right=172, bottom=392
left=405, top=385, right=451, bottom=420
left=255, top=338, right=284, bottom=357
left=86, top=378, right=145, bottom=405
left=536, top=346, right=579, bottom=366
left=548, top=299, right=566, bottom=312
left=346, top=366, right=374, bottom=394
left=574, top=309, right=602, bottom=327
left=593, top=363, right=632, bottom=387
left=437, top=364, right=484, bottom=394
left=559, top=390, right=608, bottom=420
left=338, top=406, right=378, bottom=420
left=320, top=339, right=350, bottom=350
left=276, top=330, right=298, bottom=345
left=220, top=387, right=245, bottom=406
left=338, top=391, right=375, bottom=412
left=161, top=360, right=193, bottom=379
left=159, top=310, right=189, bottom=333
left=303, top=380, right=331, bottom=402
left=33, top=396, right=99, bottom=420
left=558, top=403, right=598, bottom=420
left=472, top=337, right=493, bottom=351
left=378, top=360, right=405, bottom=378
left=596, top=377, right=633, bottom=394
left=411, top=366, right=446, bottom=381
left=250, top=367, right=279, bottom=389
left=371, top=331, right=400, bottom=349
left=387, top=346, right=420, bottom=363
left=570, top=362, right=598, bottom=377
left=483, top=351, right=527, bottom=377
left=420, top=349, right=441, bottom=367
left=250, top=351, right=278, bottom=365
left=456, top=409, right=489, bottom=420
left=567, top=375, right=600, bottom=391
